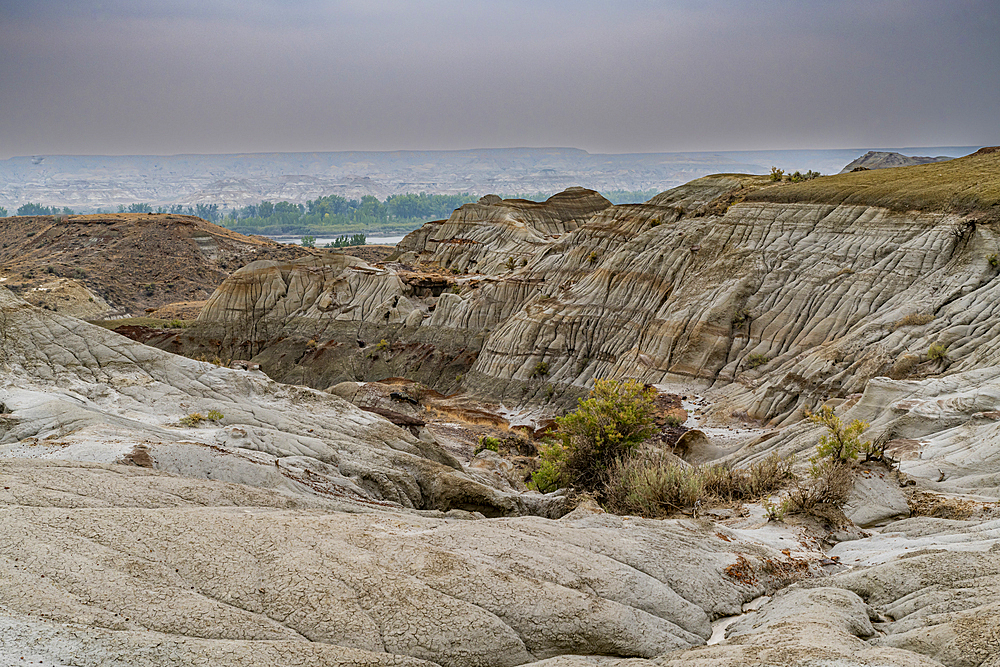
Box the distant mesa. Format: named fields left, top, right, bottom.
left=838, top=150, right=953, bottom=173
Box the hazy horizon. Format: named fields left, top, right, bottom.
left=2, top=1, right=997, bottom=160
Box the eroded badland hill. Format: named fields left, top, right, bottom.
left=0, top=213, right=311, bottom=319
left=2, top=149, right=1000, bottom=666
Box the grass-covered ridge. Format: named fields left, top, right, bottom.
left=745, top=147, right=1000, bottom=217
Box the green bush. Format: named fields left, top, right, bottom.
left=475, top=436, right=501, bottom=454
left=927, top=342, right=949, bottom=361
left=206, top=409, right=224, bottom=421
left=300, top=235, right=316, bottom=248
left=528, top=441, right=566, bottom=493
left=731, top=307, right=752, bottom=328
left=745, top=352, right=769, bottom=369
left=988, top=253, right=999, bottom=268
left=807, top=405, right=868, bottom=467
left=530, top=362, right=549, bottom=378
left=536, top=378, right=657, bottom=491
left=769, top=167, right=785, bottom=182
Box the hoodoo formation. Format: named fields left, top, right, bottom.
left=2, top=150, right=1000, bottom=666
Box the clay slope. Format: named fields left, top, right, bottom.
left=0, top=285, right=554, bottom=517
left=0, top=213, right=310, bottom=318
left=187, top=151, right=1000, bottom=423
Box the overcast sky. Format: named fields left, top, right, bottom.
left=1, top=0, right=997, bottom=159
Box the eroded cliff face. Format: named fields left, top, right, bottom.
left=188, top=153, right=1000, bottom=429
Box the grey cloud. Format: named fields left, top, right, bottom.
left=0, top=0, right=997, bottom=158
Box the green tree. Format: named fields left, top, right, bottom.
left=0, top=206, right=7, bottom=217
left=17, top=203, right=54, bottom=216
left=300, top=235, right=316, bottom=248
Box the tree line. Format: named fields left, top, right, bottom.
left=0, top=189, right=662, bottom=228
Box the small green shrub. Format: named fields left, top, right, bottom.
left=650, top=218, right=661, bottom=227
left=179, top=412, right=205, bottom=427
left=505, top=256, right=516, bottom=271
left=450, top=285, right=461, bottom=294
left=731, top=307, right=751, bottom=328
left=988, top=253, right=999, bottom=268
left=544, top=384, right=556, bottom=401
left=665, top=414, right=684, bottom=428
left=206, top=409, right=224, bottom=421
left=143, top=283, right=155, bottom=296
left=745, top=353, right=769, bottom=369
left=450, top=267, right=461, bottom=274
left=528, top=441, right=567, bottom=493
left=587, top=251, right=598, bottom=264
left=475, top=436, right=501, bottom=455
left=927, top=342, right=949, bottom=361
left=375, top=339, right=389, bottom=352
left=530, top=362, right=549, bottom=378
left=762, top=497, right=790, bottom=521
left=807, top=405, right=869, bottom=467
left=769, top=167, right=785, bottom=182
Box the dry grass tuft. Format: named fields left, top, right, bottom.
left=894, top=312, right=934, bottom=329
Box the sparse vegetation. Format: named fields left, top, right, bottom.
left=505, top=256, right=516, bottom=271
left=179, top=412, right=204, bottom=427
left=530, top=362, right=550, bottom=378
left=769, top=167, right=785, bottom=182
left=143, top=283, right=155, bottom=296
left=587, top=251, right=598, bottom=264
left=749, top=150, right=1000, bottom=216
left=927, top=342, right=949, bottom=361
left=988, top=253, right=999, bottom=268
left=665, top=414, right=684, bottom=428
left=731, top=307, right=751, bottom=328
left=894, top=312, right=934, bottom=329
left=604, top=452, right=794, bottom=517
left=745, top=353, right=769, bottom=369
left=374, top=339, right=389, bottom=352
left=180, top=410, right=224, bottom=427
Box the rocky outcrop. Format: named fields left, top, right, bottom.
left=0, top=286, right=556, bottom=517
left=839, top=150, right=954, bottom=173
left=0, top=458, right=831, bottom=667
left=0, top=213, right=310, bottom=318
left=184, top=151, right=1000, bottom=425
